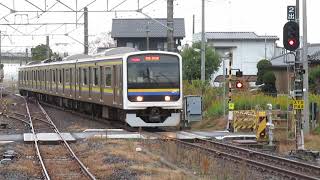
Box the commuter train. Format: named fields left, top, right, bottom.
left=18, top=48, right=183, bottom=127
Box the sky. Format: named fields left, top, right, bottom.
left=0, top=0, right=319, bottom=55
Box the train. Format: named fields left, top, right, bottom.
left=18, top=48, right=183, bottom=127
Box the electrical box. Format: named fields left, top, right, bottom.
left=184, top=95, right=202, bottom=123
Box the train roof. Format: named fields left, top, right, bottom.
left=19, top=50, right=181, bottom=69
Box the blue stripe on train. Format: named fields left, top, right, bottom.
left=128, top=92, right=180, bottom=96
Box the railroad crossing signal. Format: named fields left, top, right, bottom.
left=283, top=21, right=300, bottom=51
left=235, top=81, right=243, bottom=89
left=292, top=100, right=304, bottom=110
left=228, top=102, right=234, bottom=110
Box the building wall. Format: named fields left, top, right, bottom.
left=115, top=37, right=181, bottom=51
left=207, top=39, right=277, bottom=84
left=272, top=68, right=293, bottom=94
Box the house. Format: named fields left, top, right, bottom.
left=270, top=44, right=320, bottom=93
left=111, top=18, right=185, bottom=51
left=193, top=32, right=279, bottom=86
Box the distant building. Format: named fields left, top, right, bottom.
left=193, top=32, right=279, bottom=86
left=111, top=18, right=185, bottom=51
left=270, top=44, right=320, bottom=93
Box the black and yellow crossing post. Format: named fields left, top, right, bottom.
left=256, top=111, right=267, bottom=140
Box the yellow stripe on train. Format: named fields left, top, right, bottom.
left=128, top=88, right=179, bottom=93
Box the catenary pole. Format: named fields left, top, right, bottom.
left=302, top=0, right=309, bottom=135
left=201, top=0, right=205, bottom=81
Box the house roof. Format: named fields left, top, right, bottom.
left=270, top=44, right=320, bottom=68
left=111, top=18, right=185, bottom=38
left=214, top=75, right=257, bottom=82
left=193, top=32, right=279, bottom=42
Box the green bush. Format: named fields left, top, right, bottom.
left=183, top=81, right=320, bottom=119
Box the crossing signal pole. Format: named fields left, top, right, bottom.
left=284, top=5, right=304, bottom=150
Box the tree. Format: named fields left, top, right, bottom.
left=180, top=42, right=220, bottom=81
left=309, top=65, right=320, bottom=94
left=256, top=59, right=272, bottom=85
left=261, top=71, right=277, bottom=95
left=31, top=44, right=53, bottom=61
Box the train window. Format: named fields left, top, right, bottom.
left=78, top=68, right=81, bottom=84
left=59, top=70, right=62, bottom=83
left=94, top=68, right=98, bottom=86
left=83, top=68, right=88, bottom=85
left=70, top=68, right=72, bottom=84
left=105, top=67, right=111, bottom=87
left=53, top=70, right=56, bottom=83
left=89, top=67, right=92, bottom=85
left=65, top=69, right=69, bottom=83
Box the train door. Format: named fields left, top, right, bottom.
left=118, top=66, right=123, bottom=105
left=62, top=69, right=65, bottom=95
left=55, top=69, right=58, bottom=93
left=70, top=68, right=73, bottom=97
left=78, top=67, right=82, bottom=97
left=44, top=70, right=47, bottom=91
left=112, top=65, right=117, bottom=104
left=49, top=69, right=52, bottom=92
left=89, top=67, right=92, bottom=98
left=99, top=66, right=103, bottom=100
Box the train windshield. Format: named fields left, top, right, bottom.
left=127, top=54, right=180, bottom=88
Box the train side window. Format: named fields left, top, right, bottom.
left=78, top=68, right=81, bottom=84
left=65, top=69, right=69, bottom=83
left=59, top=70, right=62, bottom=83
left=83, top=68, right=88, bottom=85
left=93, top=68, right=98, bottom=86
left=105, top=67, right=111, bottom=87
left=89, top=67, right=92, bottom=85
left=53, top=70, right=56, bottom=83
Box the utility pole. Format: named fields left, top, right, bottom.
left=46, top=36, right=50, bottom=59
left=167, top=0, right=174, bottom=52
left=201, top=0, right=206, bottom=81
left=293, top=0, right=304, bottom=150
left=84, top=7, right=88, bottom=55
left=192, top=14, right=195, bottom=35
left=0, top=30, right=1, bottom=64
left=302, top=0, right=309, bottom=135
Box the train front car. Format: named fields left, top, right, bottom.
left=123, top=52, right=182, bottom=127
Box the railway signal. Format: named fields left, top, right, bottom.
left=283, top=21, right=300, bottom=51
left=235, top=81, right=243, bottom=89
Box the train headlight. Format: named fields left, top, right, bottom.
left=136, top=96, right=143, bottom=102
left=164, top=96, right=171, bottom=101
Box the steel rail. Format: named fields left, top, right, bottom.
left=169, top=138, right=319, bottom=180
left=37, top=101, right=96, bottom=180
left=22, top=97, right=51, bottom=180
left=194, top=138, right=320, bottom=177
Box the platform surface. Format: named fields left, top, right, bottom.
left=24, top=133, right=76, bottom=142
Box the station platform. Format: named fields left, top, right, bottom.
left=0, top=129, right=256, bottom=142
left=24, top=133, right=76, bottom=142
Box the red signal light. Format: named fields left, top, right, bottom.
left=288, top=39, right=295, bottom=46
left=236, top=81, right=243, bottom=88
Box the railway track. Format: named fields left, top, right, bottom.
left=22, top=97, right=96, bottom=180
left=142, top=132, right=320, bottom=180
left=193, top=138, right=320, bottom=179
